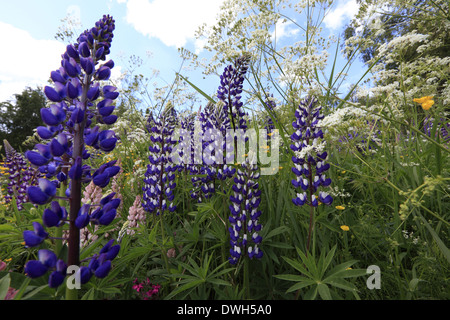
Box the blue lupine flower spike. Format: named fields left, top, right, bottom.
left=290, top=96, right=333, bottom=208
left=21, top=14, right=121, bottom=289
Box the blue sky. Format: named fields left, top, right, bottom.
left=0, top=0, right=366, bottom=107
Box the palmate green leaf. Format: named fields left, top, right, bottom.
left=265, top=226, right=290, bottom=240
left=281, top=256, right=314, bottom=279
left=209, top=261, right=235, bottom=279
left=81, top=288, right=96, bottom=300
left=317, top=283, right=332, bottom=300
left=320, top=245, right=337, bottom=278
left=295, top=247, right=319, bottom=279
left=274, top=274, right=312, bottom=283
left=325, top=278, right=358, bottom=293
left=165, top=279, right=204, bottom=300
left=323, top=260, right=359, bottom=281
left=285, top=279, right=316, bottom=293
left=266, top=241, right=294, bottom=249
left=303, top=285, right=318, bottom=300
left=207, top=278, right=232, bottom=287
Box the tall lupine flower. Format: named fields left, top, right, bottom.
left=177, top=112, right=203, bottom=202
left=217, top=55, right=264, bottom=264
left=291, top=96, right=332, bottom=208
left=217, top=54, right=252, bottom=171
left=188, top=101, right=236, bottom=203
left=127, top=195, right=146, bottom=236
left=228, top=155, right=263, bottom=265
left=142, top=105, right=178, bottom=215
left=3, top=140, right=40, bottom=210
left=217, top=54, right=251, bottom=133
left=22, top=15, right=122, bottom=290
left=290, top=96, right=332, bottom=252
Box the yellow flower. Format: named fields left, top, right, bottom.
left=340, top=225, right=349, bottom=231
left=421, top=100, right=434, bottom=110
left=335, top=205, right=345, bottom=210
left=413, top=96, right=434, bottom=110
left=267, top=132, right=274, bottom=137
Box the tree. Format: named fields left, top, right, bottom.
left=0, top=87, right=46, bottom=152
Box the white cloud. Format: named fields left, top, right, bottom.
left=0, top=21, right=65, bottom=102
left=121, top=0, right=224, bottom=50
left=323, top=0, right=359, bottom=30
left=271, top=20, right=300, bottom=41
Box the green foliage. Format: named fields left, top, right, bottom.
left=0, top=87, right=46, bottom=151
left=276, top=245, right=366, bottom=300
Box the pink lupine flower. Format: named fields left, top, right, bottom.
left=127, top=195, right=146, bottom=235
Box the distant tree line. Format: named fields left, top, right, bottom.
left=0, top=87, right=45, bottom=153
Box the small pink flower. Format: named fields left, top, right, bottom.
left=132, top=283, right=143, bottom=292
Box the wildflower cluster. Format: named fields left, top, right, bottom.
left=22, top=15, right=122, bottom=289
left=132, top=278, right=160, bottom=300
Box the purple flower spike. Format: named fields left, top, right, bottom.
left=22, top=14, right=120, bottom=288
left=3, top=140, right=40, bottom=210
left=228, top=160, right=263, bottom=264
left=290, top=96, right=332, bottom=207
left=143, top=106, right=178, bottom=215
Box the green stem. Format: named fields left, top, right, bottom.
left=159, top=214, right=171, bottom=282
left=55, top=182, right=67, bottom=256
left=244, top=257, right=250, bottom=300
left=65, top=286, right=78, bottom=300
